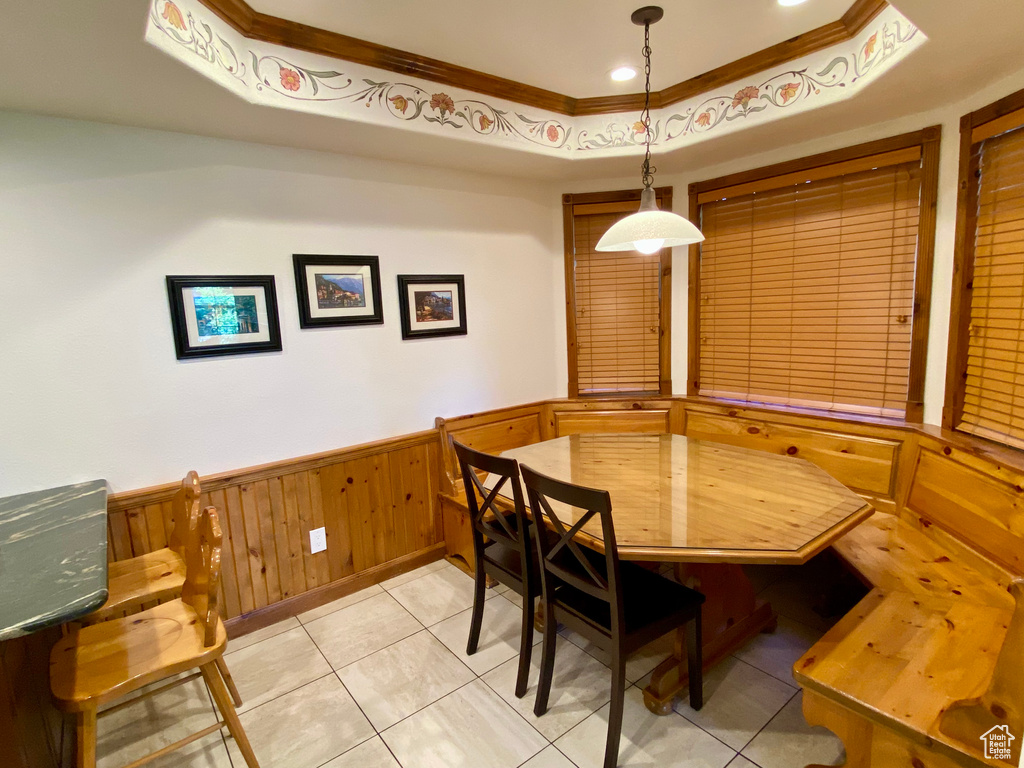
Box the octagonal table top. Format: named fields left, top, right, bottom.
left=489, top=433, right=873, bottom=564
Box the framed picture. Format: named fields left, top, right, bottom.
left=293, top=254, right=384, bottom=328
left=166, top=275, right=282, bottom=359
left=397, top=274, right=467, bottom=340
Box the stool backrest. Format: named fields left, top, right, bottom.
left=520, top=464, right=624, bottom=636
left=453, top=441, right=532, bottom=577
left=180, top=505, right=223, bottom=648
left=168, top=470, right=202, bottom=556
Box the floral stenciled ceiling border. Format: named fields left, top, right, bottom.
left=146, top=0, right=924, bottom=159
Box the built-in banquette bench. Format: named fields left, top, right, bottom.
left=434, top=397, right=1023, bottom=768
left=90, top=395, right=1021, bottom=768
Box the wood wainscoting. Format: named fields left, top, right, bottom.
left=106, top=431, right=445, bottom=636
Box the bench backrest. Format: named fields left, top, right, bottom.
left=905, top=440, right=1024, bottom=577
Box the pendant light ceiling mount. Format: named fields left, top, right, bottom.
left=630, top=6, right=664, bottom=26
left=596, top=5, right=705, bottom=255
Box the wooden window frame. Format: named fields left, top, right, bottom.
left=943, top=87, right=1024, bottom=432
left=562, top=188, right=673, bottom=398
left=688, top=127, right=941, bottom=423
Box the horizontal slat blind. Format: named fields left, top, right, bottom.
left=959, top=124, right=1024, bottom=448
left=574, top=207, right=662, bottom=394
left=698, top=161, right=921, bottom=417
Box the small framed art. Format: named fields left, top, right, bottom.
left=397, top=274, right=467, bottom=340
left=293, top=254, right=384, bottom=328
left=166, top=275, right=282, bottom=359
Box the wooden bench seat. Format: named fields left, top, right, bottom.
left=796, top=513, right=1020, bottom=765
left=830, top=512, right=1014, bottom=610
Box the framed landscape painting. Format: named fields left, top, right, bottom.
left=293, top=254, right=384, bottom=328
left=397, top=274, right=467, bottom=339
left=166, top=275, right=282, bottom=359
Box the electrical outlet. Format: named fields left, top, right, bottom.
left=309, top=527, right=327, bottom=554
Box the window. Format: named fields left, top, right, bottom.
left=688, top=128, right=940, bottom=421
left=562, top=189, right=672, bottom=397
left=944, top=88, right=1024, bottom=449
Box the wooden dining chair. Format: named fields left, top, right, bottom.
left=83, top=470, right=242, bottom=707
left=50, top=506, right=260, bottom=768
left=454, top=440, right=541, bottom=698
left=520, top=463, right=705, bottom=768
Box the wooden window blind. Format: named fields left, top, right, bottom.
left=695, top=143, right=931, bottom=419
left=564, top=190, right=671, bottom=397
left=955, top=111, right=1024, bottom=448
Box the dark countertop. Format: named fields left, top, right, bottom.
left=0, top=480, right=109, bottom=641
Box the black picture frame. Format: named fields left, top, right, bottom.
left=397, top=274, right=467, bottom=340
left=166, top=275, right=282, bottom=359
left=293, top=254, right=384, bottom=328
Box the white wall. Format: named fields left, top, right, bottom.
left=0, top=112, right=563, bottom=495
left=558, top=66, right=1024, bottom=426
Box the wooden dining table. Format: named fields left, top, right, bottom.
left=488, top=432, right=873, bottom=715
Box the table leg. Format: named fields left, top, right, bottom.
left=643, top=562, right=776, bottom=715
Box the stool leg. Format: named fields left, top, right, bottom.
left=76, top=706, right=97, bottom=768
left=202, top=662, right=260, bottom=768
left=215, top=656, right=244, bottom=707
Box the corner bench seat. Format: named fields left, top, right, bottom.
left=829, top=512, right=1015, bottom=609
left=795, top=512, right=1017, bottom=767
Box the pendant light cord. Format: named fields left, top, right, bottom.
left=640, top=21, right=655, bottom=191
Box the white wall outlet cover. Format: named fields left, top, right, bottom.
left=310, top=526, right=327, bottom=554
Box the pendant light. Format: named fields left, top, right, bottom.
left=596, top=6, right=704, bottom=255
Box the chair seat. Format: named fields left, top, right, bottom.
left=86, top=547, right=187, bottom=622
left=50, top=599, right=227, bottom=711
left=553, top=561, right=704, bottom=649
left=482, top=536, right=540, bottom=593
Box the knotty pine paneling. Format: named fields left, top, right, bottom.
left=106, top=432, right=442, bottom=621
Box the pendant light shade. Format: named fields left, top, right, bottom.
left=597, top=6, right=704, bottom=254
left=595, top=187, right=704, bottom=252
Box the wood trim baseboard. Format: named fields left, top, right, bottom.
left=195, top=0, right=888, bottom=116
left=224, top=542, right=446, bottom=637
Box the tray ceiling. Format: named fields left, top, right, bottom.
left=248, top=0, right=856, bottom=99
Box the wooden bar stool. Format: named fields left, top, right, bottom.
left=51, top=506, right=260, bottom=768
left=83, top=471, right=242, bottom=707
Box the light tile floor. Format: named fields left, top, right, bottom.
left=95, top=559, right=848, bottom=768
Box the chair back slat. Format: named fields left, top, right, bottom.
left=521, top=464, right=624, bottom=633
left=453, top=440, right=533, bottom=581
left=180, top=506, right=223, bottom=648
left=168, top=470, right=201, bottom=556
left=534, top=494, right=608, bottom=598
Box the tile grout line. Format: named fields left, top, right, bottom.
left=735, top=687, right=803, bottom=764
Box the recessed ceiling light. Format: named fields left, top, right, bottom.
left=610, top=66, right=638, bottom=82
left=778, top=0, right=808, bottom=5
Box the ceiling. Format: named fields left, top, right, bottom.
left=249, top=0, right=855, bottom=99
left=1, top=1, right=1023, bottom=181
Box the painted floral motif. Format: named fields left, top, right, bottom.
left=150, top=1, right=244, bottom=79
left=731, top=86, right=760, bottom=110
left=864, top=33, right=878, bottom=60
left=162, top=1, right=186, bottom=31
left=777, top=82, right=800, bottom=104
left=280, top=68, right=301, bottom=91
left=430, top=92, right=456, bottom=117
left=149, top=0, right=919, bottom=157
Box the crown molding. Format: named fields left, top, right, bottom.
left=197, top=0, right=888, bottom=117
